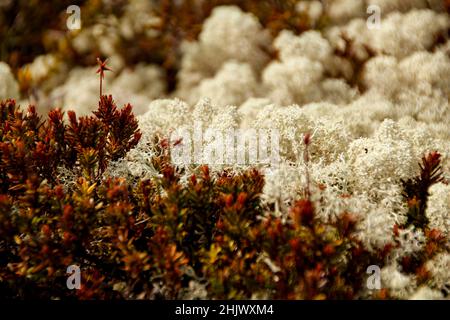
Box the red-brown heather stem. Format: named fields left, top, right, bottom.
left=96, top=57, right=112, bottom=98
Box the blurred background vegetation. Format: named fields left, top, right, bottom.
left=0, top=0, right=317, bottom=92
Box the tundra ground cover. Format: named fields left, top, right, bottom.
left=0, top=0, right=449, bottom=299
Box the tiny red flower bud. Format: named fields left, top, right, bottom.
left=41, top=224, right=51, bottom=237
left=224, top=194, right=233, bottom=207
left=201, top=165, right=210, bottom=179
left=41, top=245, right=50, bottom=255
left=190, top=174, right=197, bottom=185
left=303, top=132, right=311, bottom=145
left=393, top=224, right=400, bottom=237
left=427, top=228, right=442, bottom=240
left=54, top=185, right=64, bottom=199
left=63, top=205, right=73, bottom=221
left=323, top=244, right=335, bottom=256
left=291, top=199, right=314, bottom=226
left=289, top=238, right=300, bottom=250
left=237, top=192, right=247, bottom=205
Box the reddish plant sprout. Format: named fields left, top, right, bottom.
left=96, top=57, right=112, bottom=98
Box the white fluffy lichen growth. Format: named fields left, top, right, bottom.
left=366, top=0, right=429, bottom=14
left=51, top=67, right=105, bottom=116
left=111, top=99, right=192, bottom=181
left=295, top=1, right=324, bottom=27
left=261, top=163, right=306, bottom=214
left=327, top=9, right=449, bottom=61
left=177, top=5, right=271, bottom=97
left=264, top=30, right=357, bottom=106
left=347, top=120, right=418, bottom=195
left=362, top=51, right=450, bottom=117
left=109, top=64, right=166, bottom=114
left=424, top=253, right=450, bottom=295
left=274, top=30, right=333, bottom=65
left=370, top=10, right=449, bottom=58
left=198, top=6, right=271, bottom=72
left=123, top=98, right=244, bottom=179
left=0, top=62, right=19, bottom=100
left=138, top=98, right=191, bottom=136
left=22, top=54, right=65, bottom=92
left=326, top=0, right=366, bottom=25
left=194, top=61, right=258, bottom=107
left=263, top=57, right=324, bottom=105
left=251, top=104, right=350, bottom=164
left=381, top=263, right=417, bottom=299
left=427, top=183, right=450, bottom=239
left=409, top=286, right=444, bottom=300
